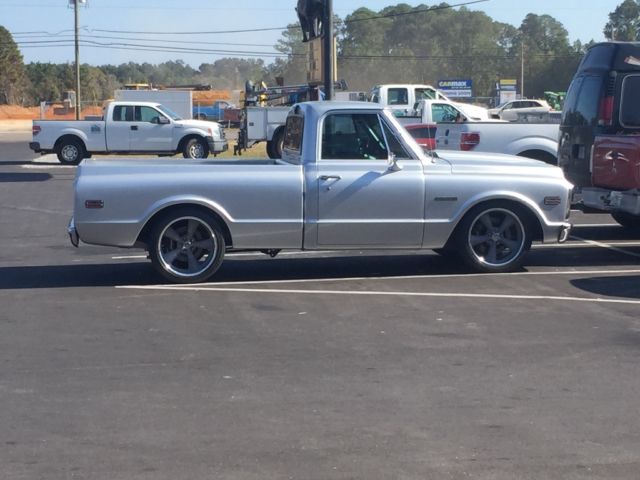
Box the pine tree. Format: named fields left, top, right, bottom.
left=0, top=26, right=29, bottom=105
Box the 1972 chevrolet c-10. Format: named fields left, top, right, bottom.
left=68, top=102, right=573, bottom=283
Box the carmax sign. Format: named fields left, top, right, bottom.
left=437, top=79, right=472, bottom=98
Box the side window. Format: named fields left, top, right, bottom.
left=620, top=75, right=640, bottom=127
left=112, top=105, right=134, bottom=122
left=388, top=88, right=409, bottom=106
left=283, top=115, right=304, bottom=153
left=321, top=113, right=388, bottom=160
left=136, top=106, right=162, bottom=123
left=415, top=88, right=436, bottom=101
left=431, top=104, right=460, bottom=122
left=561, top=76, right=583, bottom=124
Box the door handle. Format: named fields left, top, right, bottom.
left=130, top=125, right=138, bottom=131
left=319, top=175, right=342, bottom=181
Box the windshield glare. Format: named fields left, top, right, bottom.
left=156, top=105, right=182, bottom=121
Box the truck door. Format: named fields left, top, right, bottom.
left=107, top=104, right=133, bottom=150
left=130, top=105, right=173, bottom=151
left=315, top=112, right=425, bottom=247
left=431, top=103, right=463, bottom=150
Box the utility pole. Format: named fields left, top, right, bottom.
left=323, top=0, right=334, bottom=100
left=520, top=40, right=524, bottom=99
left=74, top=0, right=81, bottom=119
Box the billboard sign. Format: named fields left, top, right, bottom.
left=437, top=79, right=472, bottom=98
left=498, top=79, right=518, bottom=104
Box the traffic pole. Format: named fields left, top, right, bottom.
left=323, top=0, right=334, bottom=100
left=74, top=0, right=81, bottom=120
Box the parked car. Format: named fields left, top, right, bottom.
left=404, top=123, right=437, bottom=150
left=488, top=99, right=551, bottom=121
left=30, top=101, right=227, bottom=165
left=193, top=100, right=235, bottom=121
left=68, top=101, right=572, bottom=283
left=559, top=41, right=640, bottom=229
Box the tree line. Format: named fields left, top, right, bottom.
left=0, top=1, right=637, bottom=106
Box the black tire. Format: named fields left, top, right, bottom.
left=455, top=201, right=532, bottom=273
left=148, top=208, right=226, bottom=283
left=611, top=212, right=640, bottom=230
left=267, top=128, right=285, bottom=159
left=56, top=137, right=84, bottom=165
left=182, top=137, right=209, bottom=159
left=266, top=140, right=276, bottom=159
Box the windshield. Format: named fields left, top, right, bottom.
left=156, top=104, right=182, bottom=121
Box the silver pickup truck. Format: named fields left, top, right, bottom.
left=68, top=102, right=572, bottom=283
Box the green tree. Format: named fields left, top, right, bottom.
left=604, top=0, right=640, bottom=40
left=0, top=25, right=29, bottom=104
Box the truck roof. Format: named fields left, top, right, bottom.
left=295, top=101, right=382, bottom=115
left=106, top=101, right=163, bottom=107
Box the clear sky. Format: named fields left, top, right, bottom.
left=0, top=0, right=622, bottom=67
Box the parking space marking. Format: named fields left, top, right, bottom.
left=570, top=235, right=640, bottom=259
left=116, top=285, right=640, bottom=306
left=117, top=268, right=640, bottom=289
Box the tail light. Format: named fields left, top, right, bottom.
left=32, top=125, right=41, bottom=136
left=598, top=95, right=613, bottom=126
left=460, top=132, right=480, bottom=151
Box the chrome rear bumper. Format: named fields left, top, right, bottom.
left=67, top=217, right=79, bottom=247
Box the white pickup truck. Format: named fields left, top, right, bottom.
left=30, top=101, right=228, bottom=165
left=397, top=99, right=559, bottom=164
left=434, top=121, right=560, bottom=165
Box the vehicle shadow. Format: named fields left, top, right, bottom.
left=0, top=254, right=468, bottom=290
left=0, top=172, right=52, bottom=182
left=570, top=275, right=640, bottom=300
left=1, top=242, right=639, bottom=291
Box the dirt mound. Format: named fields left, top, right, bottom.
left=0, top=104, right=103, bottom=120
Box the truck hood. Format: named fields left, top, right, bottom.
left=453, top=102, right=489, bottom=120
left=435, top=150, right=568, bottom=179
left=177, top=119, right=221, bottom=131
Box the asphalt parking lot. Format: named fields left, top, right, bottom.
left=1, top=131, right=640, bottom=480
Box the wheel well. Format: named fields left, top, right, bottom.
left=54, top=134, right=86, bottom=152
left=137, top=203, right=233, bottom=248
left=445, top=199, right=544, bottom=248
left=177, top=134, right=207, bottom=153
left=517, top=150, right=557, bottom=165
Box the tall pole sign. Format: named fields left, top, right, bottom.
left=74, top=0, right=81, bottom=119
left=323, top=0, right=334, bottom=100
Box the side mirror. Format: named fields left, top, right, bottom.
left=157, top=116, right=169, bottom=125
left=387, top=153, right=402, bottom=172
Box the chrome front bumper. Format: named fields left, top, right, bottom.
left=558, top=222, right=572, bottom=243
left=67, top=217, right=79, bottom=247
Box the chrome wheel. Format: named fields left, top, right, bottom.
left=467, top=208, right=526, bottom=267
left=156, top=216, right=219, bottom=279
left=56, top=138, right=84, bottom=165
left=61, top=144, right=79, bottom=162
left=184, top=138, right=208, bottom=159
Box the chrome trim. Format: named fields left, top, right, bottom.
left=67, top=217, right=79, bottom=247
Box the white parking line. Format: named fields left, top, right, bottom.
left=117, top=268, right=640, bottom=289
left=570, top=235, right=640, bottom=259
left=116, top=285, right=640, bottom=306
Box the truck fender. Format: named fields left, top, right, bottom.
left=136, top=195, right=235, bottom=246
left=450, top=190, right=550, bottom=240
left=54, top=128, right=90, bottom=149
left=506, top=137, right=558, bottom=162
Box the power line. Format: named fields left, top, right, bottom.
left=10, top=0, right=487, bottom=36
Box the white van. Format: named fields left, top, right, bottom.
left=369, top=84, right=489, bottom=120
